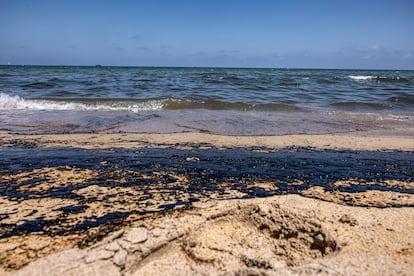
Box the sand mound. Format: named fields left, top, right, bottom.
left=182, top=203, right=337, bottom=270
left=10, top=195, right=414, bottom=275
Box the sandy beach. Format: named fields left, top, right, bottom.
left=0, top=131, right=413, bottom=275
left=1, top=131, right=414, bottom=151
left=2, top=0, right=414, bottom=274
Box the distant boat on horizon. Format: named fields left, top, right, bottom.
left=95, top=64, right=103, bottom=67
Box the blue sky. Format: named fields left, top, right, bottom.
left=1, top=0, right=413, bottom=69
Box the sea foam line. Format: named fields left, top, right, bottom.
left=348, top=75, right=376, bottom=81
left=0, top=93, right=165, bottom=112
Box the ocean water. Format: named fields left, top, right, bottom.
left=0, top=65, right=413, bottom=135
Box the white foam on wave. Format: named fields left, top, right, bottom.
left=0, top=93, right=165, bottom=112
left=348, top=75, right=376, bottom=81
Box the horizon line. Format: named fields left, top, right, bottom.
left=0, top=64, right=413, bottom=71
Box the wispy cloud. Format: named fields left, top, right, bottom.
left=336, top=44, right=413, bottom=61
left=402, top=53, right=412, bottom=59
left=130, top=35, right=141, bottom=41
left=136, top=46, right=150, bottom=51
left=188, top=51, right=208, bottom=57
left=216, top=49, right=240, bottom=55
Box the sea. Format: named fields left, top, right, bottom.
left=1, top=65, right=413, bottom=135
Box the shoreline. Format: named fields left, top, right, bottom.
left=0, top=130, right=413, bottom=274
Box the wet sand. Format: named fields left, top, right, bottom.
left=0, top=131, right=413, bottom=275
left=1, top=131, right=414, bottom=151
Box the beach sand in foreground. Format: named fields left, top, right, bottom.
left=0, top=131, right=413, bottom=275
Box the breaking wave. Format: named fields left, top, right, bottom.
left=0, top=93, right=165, bottom=112
left=348, top=75, right=413, bottom=82
left=348, top=75, right=376, bottom=81
left=0, top=93, right=303, bottom=112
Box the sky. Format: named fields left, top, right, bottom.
left=1, top=0, right=413, bottom=69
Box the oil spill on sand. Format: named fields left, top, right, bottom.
left=0, top=145, right=413, bottom=270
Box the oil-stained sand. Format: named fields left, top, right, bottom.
left=0, top=131, right=413, bottom=274
left=0, top=144, right=413, bottom=272
left=9, top=195, right=414, bottom=275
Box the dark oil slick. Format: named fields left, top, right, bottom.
left=0, top=145, right=413, bottom=240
